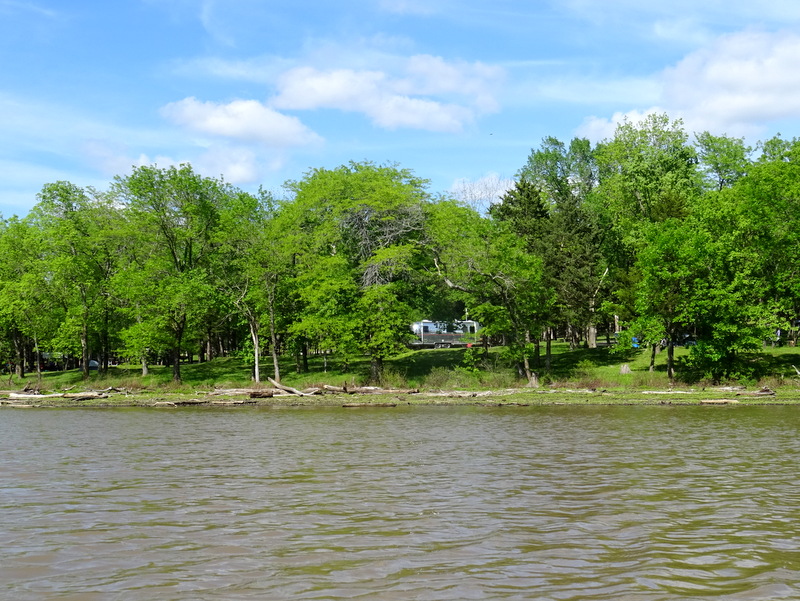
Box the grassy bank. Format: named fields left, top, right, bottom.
left=3, top=342, right=800, bottom=407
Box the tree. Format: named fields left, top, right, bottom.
left=633, top=219, right=709, bottom=379
left=593, top=114, right=702, bottom=345
left=594, top=114, right=700, bottom=232
left=215, top=188, right=297, bottom=383
left=32, top=182, right=121, bottom=379
left=113, top=164, right=231, bottom=382
left=284, top=161, right=431, bottom=381
left=0, top=216, right=57, bottom=380
left=695, top=131, right=752, bottom=191
left=507, top=137, right=607, bottom=349
left=431, top=200, right=553, bottom=385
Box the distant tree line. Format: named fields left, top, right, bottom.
left=2, top=114, right=799, bottom=384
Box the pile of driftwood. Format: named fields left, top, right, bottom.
left=6, top=388, right=119, bottom=402
left=210, top=378, right=419, bottom=399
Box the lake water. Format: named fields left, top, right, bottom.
left=1, top=405, right=799, bottom=600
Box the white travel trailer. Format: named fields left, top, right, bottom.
left=410, top=319, right=481, bottom=348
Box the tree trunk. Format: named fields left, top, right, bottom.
left=370, top=355, right=384, bottom=382
left=171, top=346, right=182, bottom=382
left=268, top=287, right=281, bottom=383
left=649, top=343, right=657, bottom=372
left=34, top=335, right=42, bottom=383
left=523, top=329, right=539, bottom=387
left=545, top=328, right=552, bottom=373
left=249, top=320, right=261, bottom=383
left=667, top=342, right=675, bottom=381
left=13, top=330, right=25, bottom=379
left=171, top=315, right=186, bottom=383
left=587, top=323, right=597, bottom=349
left=141, top=356, right=149, bottom=377
left=100, top=307, right=110, bottom=374
left=81, top=321, right=90, bottom=381
left=587, top=267, right=607, bottom=349
left=25, top=343, right=33, bottom=377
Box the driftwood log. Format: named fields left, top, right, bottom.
left=209, top=388, right=279, bottom=396
left=323, top=384, right=419, bottom=395
left=267, top=378, right=319, bottom=396
left=7, top=391, right=109, bottom=401
left=64, top=392, right=108, bottom=400
left=736, top=387, right=776, bottom=397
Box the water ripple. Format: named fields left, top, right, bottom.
left=1, top=406, right=799, bottom=599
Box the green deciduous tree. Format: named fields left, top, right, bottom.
left=431, top=200, right=553, bottom=385
left=113, top=164, right=232, bottom=382
left=284, top=161, right=431, bottom=380
left=695, top=131, right=752, bottom=191
left=32, top=182, right=121, bottom=378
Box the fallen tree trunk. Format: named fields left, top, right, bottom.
left=323, top=384, right=419, bottom=395
left=267, top=378, right=317, bottom=397
left=64, top=392, right=108, bottom=400
left=208, top=388, right=278, bottom=396
left=736, top=387, right=776, bottom=397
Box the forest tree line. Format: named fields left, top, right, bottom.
left=2, top=113, right=799, bottom=385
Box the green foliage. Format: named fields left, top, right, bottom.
left=3, top=121, right=800, bottom=388
left=695, top=131, right=752, bottom=191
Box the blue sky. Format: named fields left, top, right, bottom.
left=3, top=0, right=800, bottom=215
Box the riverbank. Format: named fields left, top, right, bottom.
left=4, top=343, right=800, bottom=408
left=3, top=384, right=800, bottom=408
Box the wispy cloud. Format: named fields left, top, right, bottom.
left=377, top=0, right=439, bottom=16
left=0, top=0, right=57, bottom=18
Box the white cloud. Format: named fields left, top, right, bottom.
left=578, top=30, right=800, bottom=140
left=272, top=67, right=384, bottom=111
left=662, top=30, right=800, bottom=134
left=374, top=95, right=473, bottom=131
left=160, top=97, right=323, bottom=147
left=193, top=145, right=263, bottom=183
left=270, top=55, right=502, bottom=133
left=401, top=55, right=502, bottom=112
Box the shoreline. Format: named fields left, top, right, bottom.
left=3, top=386, right=799, bottom=408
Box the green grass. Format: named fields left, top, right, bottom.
left=6, top=342, right=800, bottom=395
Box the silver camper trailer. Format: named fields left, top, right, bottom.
left=410, top=319, right=480, bottom=348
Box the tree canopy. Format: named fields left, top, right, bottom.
left=2, top=116, right=799, bottom=384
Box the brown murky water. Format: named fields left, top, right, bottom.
left=1, top=405, right=799, bottom=600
